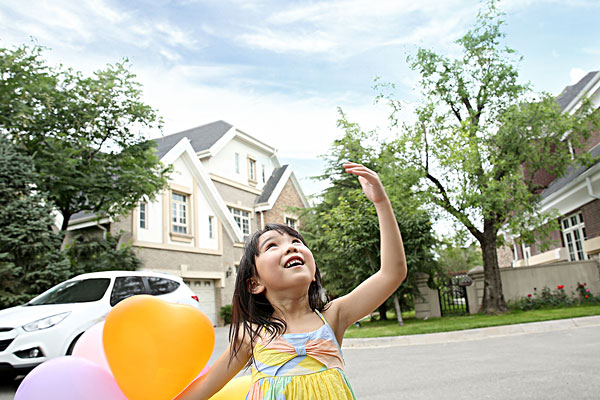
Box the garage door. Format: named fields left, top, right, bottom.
left=186, top=279, right=217, bottom=326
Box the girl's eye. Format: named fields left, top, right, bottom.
left=292, top=239, right=301, bottom=244
left=265, top=243, right=276, bottom=250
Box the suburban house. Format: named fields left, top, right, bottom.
left=66, top=121, right=309, bottom=325
left=498, top=71, right=600, bottom=268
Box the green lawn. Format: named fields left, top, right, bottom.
left=344, top=304, right=600, bottom=338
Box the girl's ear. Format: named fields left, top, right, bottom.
left=312, top=275, right=316, bottom=282
left=248, top=278, right=265, bottom=294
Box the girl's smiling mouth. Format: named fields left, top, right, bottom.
left=284, top=256, right=304, bottom=268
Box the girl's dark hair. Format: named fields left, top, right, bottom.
left=228, top=223, right=328, bottom=367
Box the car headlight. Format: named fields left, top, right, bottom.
left=22, top=312, right=71, bottom=332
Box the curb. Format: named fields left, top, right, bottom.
left=341, top=315, right=600, bottom=349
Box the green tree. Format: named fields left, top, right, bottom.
left=301, top=114, right=440, bottom=325
left=435, top=236, right=482, bottom=274
left=378, top=2, right=600, bottom=313
left=0, top=133, right=71, bottom=308
left=65, top=232, right=142, bottom=276
left=0, top=44, right=171, bottom=231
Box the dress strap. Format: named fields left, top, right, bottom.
left=314, top=309, right=327, bottom=325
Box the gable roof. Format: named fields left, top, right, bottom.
left=255, top=165, right=309, bottom=211
left=256, top=165, right=288, bottom=204
left=154, top=120, right=233, bottom=159
left=159, top=138, right=244, bottom=243
left=556, top=71, right=600, bottom=112
left=541, top=144, right=600, bottom=200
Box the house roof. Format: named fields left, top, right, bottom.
left=154, top=120, right=233, bottom=159
left=541, top=144, right=600, bottom=200
left=256, top=165, right=289, bottom=204
left=556, top=71, right=599, bottom=111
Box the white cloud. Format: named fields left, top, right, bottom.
left=0, top=0, right=199, bottom=62
left=230, top=0, right=479, bottom=59
left=569, top=67, right=586, bottom=84
left=238, top=28, right=336, bottom=53
left=135, top=63, right=394, bottom=160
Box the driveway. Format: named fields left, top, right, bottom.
left=2, top=321, right=599, bottom=399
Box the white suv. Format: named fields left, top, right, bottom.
left=0, top=270, right=201, bottom=380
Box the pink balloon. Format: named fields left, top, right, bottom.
left=15, top=356, right=127, bottom=400
left=73, top=321, right=111, bottom=373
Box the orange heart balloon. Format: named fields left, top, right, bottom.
left=103, top=295, right=215, bottom=400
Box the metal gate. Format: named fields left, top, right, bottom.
left=438, top=274, right=471, bottom=316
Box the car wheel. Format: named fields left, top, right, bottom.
left=0, top=372, right=17, bottom=385
left=66, top=332, right=84, bottom=355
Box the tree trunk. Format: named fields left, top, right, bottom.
left=479, top=220, right=509, bottom=314
left=60, top=210, right=72, bottom=232
left=378, top=302, right=388, bottom=321
left=392, top=294, right=404, bottom=326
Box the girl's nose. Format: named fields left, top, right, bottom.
left=285, top=244, right=298, bottom=254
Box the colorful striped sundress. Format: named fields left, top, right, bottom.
left=246, top=310, right=356, bottom=400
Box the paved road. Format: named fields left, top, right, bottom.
left=344, top=325, right=600, bottom=399
left=2, top=321, right=599, bottom=399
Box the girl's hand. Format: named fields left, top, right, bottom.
left=343, top=162, right=388, bottom=204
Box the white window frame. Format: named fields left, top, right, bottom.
left=512, top=240, right=519, bottom=261
left=285, top=216, right=297, bottom=230
left=171, top=192, right=189, bottom=235
left=248, top=157, right=257, bottom=183
left=561, top=212, right=588, bottom=261
left=521, top=243, right=531, bottom=261
left=139, top=202, right=147, bottom=229
left=229, top=207, right=250, bottom=236
left=262, top=164, right=266, bottom=183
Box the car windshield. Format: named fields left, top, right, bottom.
left=27, top=278, right=111, bottom=305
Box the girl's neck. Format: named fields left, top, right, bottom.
left=268, top=292, right=313, bottom=322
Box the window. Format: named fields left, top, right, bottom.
left=171, top=192, right=188, bottom=234
left=562, top=212, right=587, bottom=261
left=285, top=217, right=297, bottom=230
left=229, top=207, right=250, bottom=235
left=262, top=164, right=266, bottom=183
left=110, top=276, right=146, bottom=306
left=208, top=216, right=215, bottom=239
left=512, top=241, right=519, bottom=261
left=28, top=279, right=110, bottom=305
left=139, top=202, right=147, bottom=229
left=146, top=277, right=180, bottom=295
left=248, top=158, right=256, bottom=182
left=235, top=153, right=240, bottom=173
left=521, top=243, right=531, bottom=261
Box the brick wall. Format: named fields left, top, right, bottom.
left=262, top=179, right=305, bottom=227
left=582, top=199, right=600, bottom=239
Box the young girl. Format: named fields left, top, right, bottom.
left=178, top=162, right=407, bottom=399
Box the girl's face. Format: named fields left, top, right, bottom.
left=252, top=230, right=316, bottom=296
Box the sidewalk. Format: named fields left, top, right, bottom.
left=341, top=315, right=600, bottom=349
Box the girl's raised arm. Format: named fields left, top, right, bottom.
left=326, top=162, right=407, bottom=336
left=175, top=335, right=251, bottom=400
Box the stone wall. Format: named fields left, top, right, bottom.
left=416, top=260, right=600, bottom=318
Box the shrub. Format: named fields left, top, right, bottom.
left=509, top=283, right=600, bottom=311
left=220, top=304, right=232, bottom=325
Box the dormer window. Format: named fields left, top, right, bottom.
left=248, top=157, right=257, bottom=184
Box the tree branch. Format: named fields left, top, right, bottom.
left=425, top=172, right=483, bottom=242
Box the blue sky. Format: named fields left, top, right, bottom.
left=1, top=0, right=599, bottom=204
